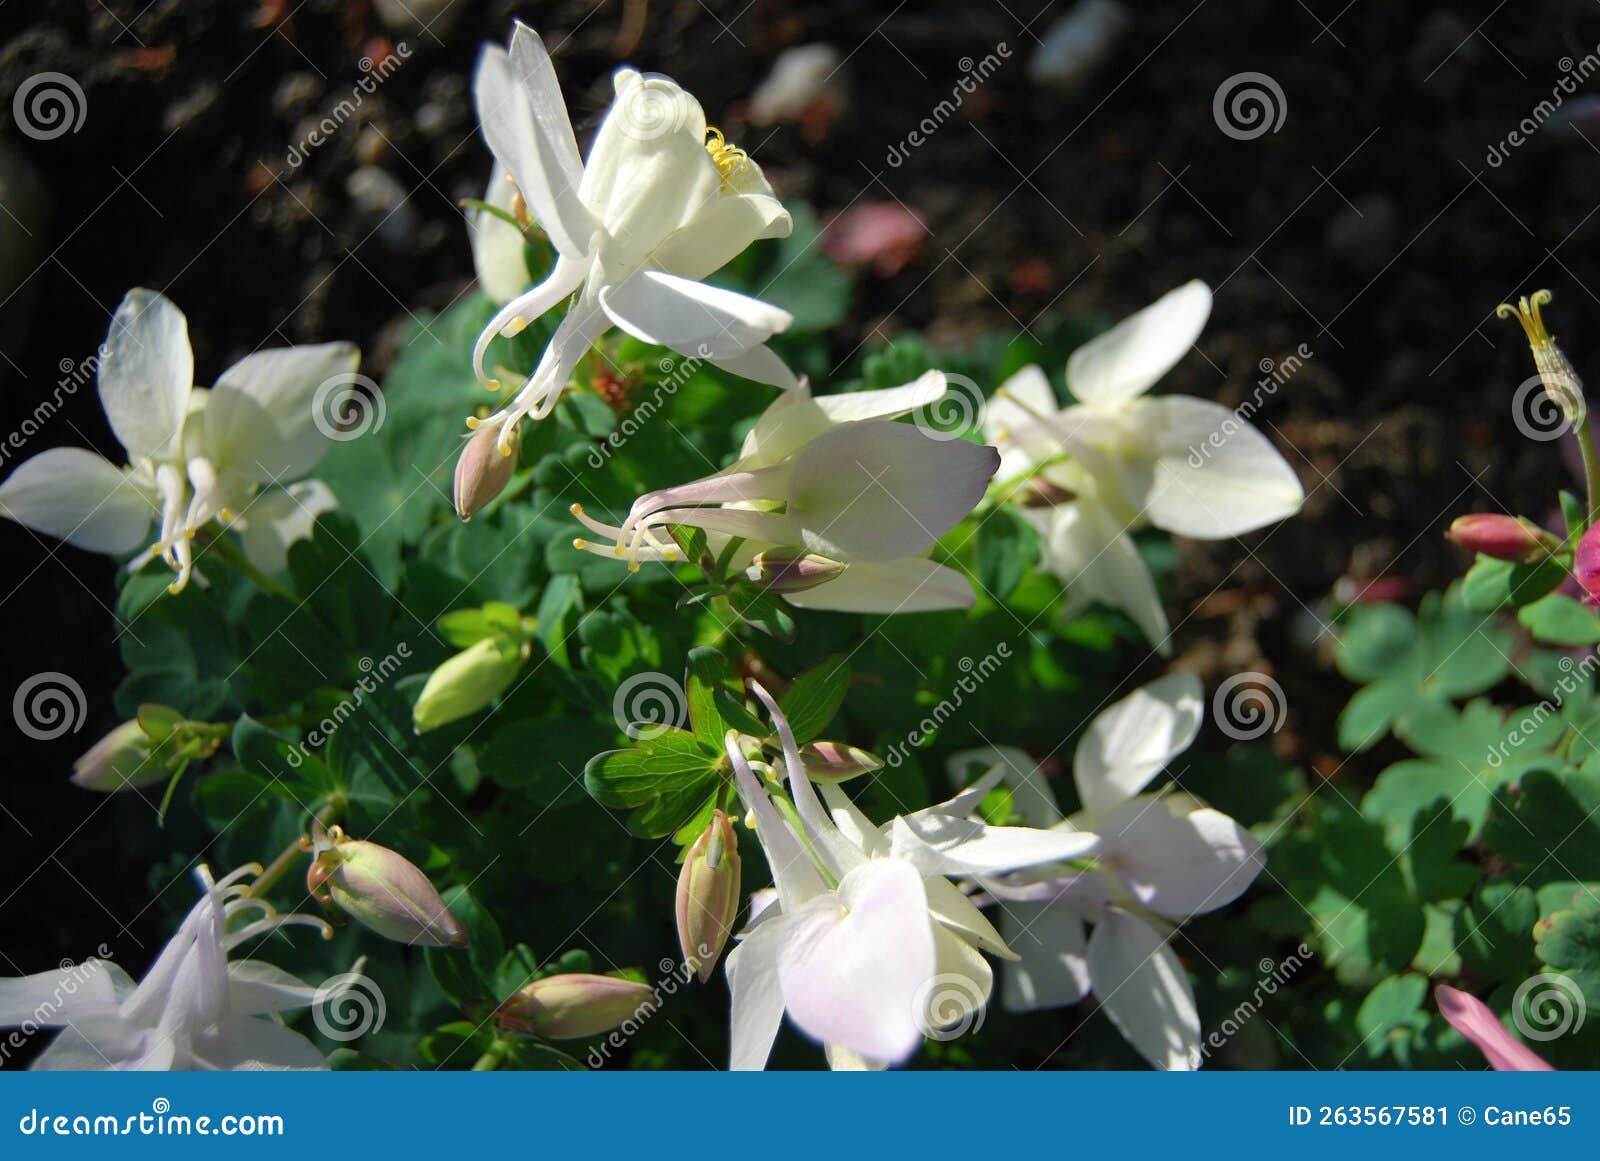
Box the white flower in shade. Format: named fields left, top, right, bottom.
left=570, top=373, right=1000, bottom=614
left=984, top=281, right=1303, bottom=649
left=0, top=289, right=357, bottom=592
left=467, top=22, right=796, bottom=450
left=468, top=159, right=534, bottom=306
left=948, top=674, right=1267, bottom=1071
left=0, top=864, right=344, bottom=1070
left=724, top=684, right=1096, bottom=1070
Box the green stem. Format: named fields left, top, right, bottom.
left=471, top=1038, right=513, bottom=1071
left=244, top=801, right=341, bottom=900
left=1578, top=411, right=1600, bottom=527
left=207, top=534, right=301, bottom=605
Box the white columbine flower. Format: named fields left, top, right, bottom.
left=468, top=22, right=796, bottom=449
left=0, top=288, right=356, bottom=592
left=0, top=864, right=344, bottom=1070
left=984, top=281, right=1303, bottom=648
left=570, top=372, right=1000, bottom=613
left=948, top=674, right=1266, bottom=1070
left=724, top=684, right=1096, bottom=1070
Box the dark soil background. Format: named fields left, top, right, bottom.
left=2, top=0, right=1597, bottom=999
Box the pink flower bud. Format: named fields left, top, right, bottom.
left=1446, top=513, right=1557, bottom=563
left=799, top=740, right=882, bottom=784
left=308, top=827, right=466, bottom=948
left=1576, top=522, right=1600, bottom=606
left=743, top=550, right=848, bottom=594
left=494, top=973, right=655, bottom=1039
left=453, top=417, right=518, bottom=521
left=675, top=810, right=741, bottom=982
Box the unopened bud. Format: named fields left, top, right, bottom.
left=744, top=550, right=847, bottom=593
left=71, top=719, right=167, bottom=792
left=494, top=973, right=655, bottom=1039
left=676, top=810, right=741, bottom=982
left=1577, top=523, right=1600, bottom=607
left=798, top=740, right=883, bottom=784
left=307, top=825, right=466, bottom=948
left=1445, top=513, right=1559, bottom=564
left=454, top=417, right=518, bottom=521
left=413, top=636, right=525, bottom=732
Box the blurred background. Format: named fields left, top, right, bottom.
left=2, top=0, right=1598, bottom=1052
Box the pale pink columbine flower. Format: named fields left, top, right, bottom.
left=0, top=864, right=347, bottom=1070
left=723, top=683, right=1095, bottom=1070
left=1435, top=985, right=1555, bottom=1071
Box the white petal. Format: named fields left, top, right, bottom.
left=819, top=784, right=891, bottom=858
left=726, top=923, right=787, bottom=1071
left=924, top=874, right=1013, bottom=959
left=814, top=371, right=949, bottom=424
left=922, top=923, right=994, bottom=1036
left=1074, top=673, right=1203, bottom=820
left=237, top=480, right=337, bottom=575
left=708, top=344, right=799, bottom=390
left=1038, top=501, right=1170, bottom=651
left=987, top=364, right=1063, bottom=480
left=889, top=811, right=1099, bottom=877
left=946, top=745, right=1061, bottom=827
left=781, top=557, right=977, bottom=614
left=1099, top=799, right=1266, bottom=917
left=1001, top=902, right=1090, bottom=1011
left=191, top=1015, right=328, bottom=1070
left=1087, top=908, right=1201, bottom=1070
left=1066, top=280, right=1212, bottom=405
left=0, top=960, right=123, bottom=1027
left=98, top=288, right=194, bottom=461
left=206, top=344, right=361, bottom=482
left=775, top=860, right=935, bottom=1063
left=599, top=269, right=793, bottom=360
left=786, top=421, right=999, bottom=561
left=474, top=29, right=591, bottom=259
left=1141, top=396, right=1305, bottom=537
left=824, top=1043, right=886, bottom=1070
left=0, top=448, right=157, bottom=553
left=225, top=960, right=321, bottom=1016
left=470, top=160, right=533, bottom=303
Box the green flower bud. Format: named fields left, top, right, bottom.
left=494, top=973, right=656, bottom=1040
left=307, top=825, right=466, bottom=948
left=676, top=810, right=741, bottom=982
left=413, top=636, right=525, bottom=733
left=71, top=719, right=167, bottom=792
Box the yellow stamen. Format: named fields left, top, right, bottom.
left=502, top=317, right=528, bottom=339
left=704, top=126, right=748, bottom=188
left=1495, top=289, right=1555, bottom=349
left=1497, top=289, right=1585, bottom=421
left=465, top=415, right=481, bottom=430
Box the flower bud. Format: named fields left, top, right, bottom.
left=798, top=740, right=883, bottom=784
left=676, top=810, right=741, bottom=982
left=743, top=550, right=847, bottom=594
left=1446, top=513, right=1559, bottom=564
left=1577, top=523, right=1600, bottom=606
left=494, top=973, right=655, bottom=1040
left=71, top=719, right=167, bottom=792
left=454, top=416, right=518, bottom=521
left=307, top=826, right=466, bottom=948
left=413, top=636, right=525, bottom=732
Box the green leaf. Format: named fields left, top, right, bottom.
left=583, top=727, right=724, bottom=838
left=1455, top=883, right=1538, bottom=982
left=1484, top=767, right=1600, bottom=881
left=1460, top=554, right=1567, bottom=612
left=1519, top=594, right=1600, bottom=645
left=779, top=656, right=851, bottom=745
left=976, top=507, right=1037, bottom=601
left=685, top=647, right=738, bottom=752
left=725, top=583, right=796, bottom=641
left=1355, top=974, right=1427, bottom=1062
left=426, top=886, right=502, bottom=1007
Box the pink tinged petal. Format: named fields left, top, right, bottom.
left=99, top=287, right=194, bottom=461
left=813, top=370, right=950, bottom=424
left=1098, top=799, right=1266, bottom=918
left=598, top=269, right=794, bottom=361
left=724, top=732, right=826, bottom=908
left=781, top=557, right=976, bottom=614
left=726, top=921, right=787, bottom=1071
left=473, top=30, right=591, bottom=260
left=1436, top=985, right=1555, bottom=1071
left=1001, top=901, right=1090, bottom=1011
left=1576, top=523, right=1600, bottom=604
left=786, top=421, right=1000, bottom=561
left=1141, top=396, right=1304, bottom=538
left=1066, top=280, right=1212, bottom=406
left=889, top=811, right=1099, bottom=877
left=750, top=683, right=864, bottom=877
left=0, top=961, right=123, bottom=1027
left=1040, top=501, right=1171, bottom=653
left=0, top=448, right=156, bottom=554
left=205, top=343, right=362, bottom=482
left=775, top=860, right=935, bottom=1063
left=191, top=1015, right=328, bottom=1070
left=1087, top=907, right=1201, bottom=1070
left=1074, top=672, right=1203, bottom=820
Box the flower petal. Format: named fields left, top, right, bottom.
left=781, top=557, right=977, bottom=614
left=99, top=288, right=194, bottom=461
left=206, top=344, right=361, bottom=482
left=1099, top=799, right=1265, bottom=917
left=1001, top=902, right=1090, bottom=1011
left=726, top=922, right=787, bottom=1071
left=0, top=448, right=157, bottom=554
left=1038, top=501, right=1171, bottom=652
left=1436, top=984, right=1554, bottom=1071
left=191, top=1015, right=329, bottom=1070
left=599, top=268, right=793, bottom=361
left=1066, top=280, right=1211, bottom=405
left=237, top=479, right=337, bottom=575
left=889, top=811, right=1099, bottom=877
left=1074, top=673, right=1203, bottom=819
left=1142, top=396, right=1304, bottom=537
left=987, top=364, right=1063, bottom=480
left=470, top=160, right=533, bottom=304
left=1087, top=907, right=1201, bottom=1070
